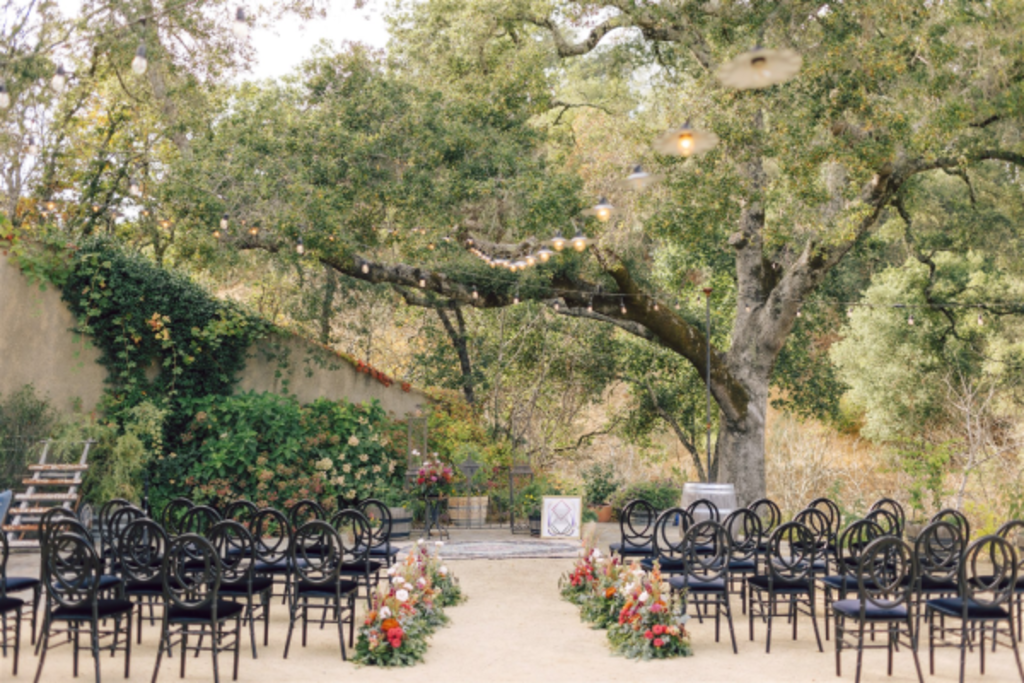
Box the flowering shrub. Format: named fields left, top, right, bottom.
left=414, top=453, right=454, bottom=498
left=607, top=563, right=692, bottom=659
left=354, top=539, right=465, bottom=667
left=579, top=556, right=627, bottom=629
left=559, top=537, right=601, bottom=606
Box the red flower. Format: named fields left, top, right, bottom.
left=643, top=630, right=654, bottom=640
left=653, top=638, right=664, bottom=648
left=652, top=624, right=665, bottom=636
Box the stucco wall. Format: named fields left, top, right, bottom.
left=0, top=255, right=428, bottom=416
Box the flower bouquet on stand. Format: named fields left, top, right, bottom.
left=415, top=454, right=454, bottom=498
left=607, top=563, right=692, bottom=659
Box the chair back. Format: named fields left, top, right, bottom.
left=161, top=497, right=195, bottom=535
left=288, top=499, right=326, bottom=527
left=290, top=520, right=342, bottom=589
left=835, top=519, right=884, bottom=574
left=767, top=522, right=817, bottom=584
left=650, top=507, right=693, bottom=566
left=959, top=535, right=1017, bottom=611
left=43, top=532, right=102, bottom=611
left=224, top=500, right=258, bottom=524
left=807, top=497, right=841, bottom=539
left=931, top=508, right=970, bottom=544
left=0, top=489, right=12, bottom=527
left=357, top=499, right=393, bottom=551
left=855, top=536, right=916, bottom=611
left=0, top=527, right=10, bottom=593
left=686, top=498, right=720, bottom=523
left=162, top=534, right=222, bottom=611
left=40, top=512, right=90, bottom=552
left=723, top=508, right=762, bottom=565
left=179, top=504, right=222, bottom=537
left=330, top=508, right=372, bottom=562
left=619, top=499, right=658, bottom=548
left=117, top=518, right=168, bottom=585
left=39, top=507, right=79, bottom=547
left=105, top=505, right=145, bottom=569
left=869, top=498, right=906, bottom=535
left=748, top=498, right=781, bottom=535
left=794, top=507, right=832, bottom=551
left=252, top=507, right=291, bottom=564
left=997, top=520, right=1024, bottom=580
left=208, top=520, right=256, bottom=585
left=682, top=520, right=730, bottom=584
left=914, top=520, right=963, bottom=586
left=98, top=498, right=132, bottom=539
left=865, top=507, right=901, bottom=537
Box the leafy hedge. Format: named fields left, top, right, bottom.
left=152, top=391, right=405, bottom=512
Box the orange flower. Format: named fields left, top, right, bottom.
left=381, top=618, right=400, bottom=631
left=605, top=587, right=616, bottom=599
left=366, top=610, right=378, bottom=624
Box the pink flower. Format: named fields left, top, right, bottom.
left=653, top=637, right=664, bottom=648
left=653, top=624, right=665, bottom=636
left=643, top=630, right=653, bottom=640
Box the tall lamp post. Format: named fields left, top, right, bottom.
left=703, top=287, right=713, bottom=482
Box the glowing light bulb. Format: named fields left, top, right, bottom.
left=653, top=301, right=659, bottom=311
left=213, top=229, right=221, bottom=239
left=751, top=56, right=771, bottom=79
left=846, top=307, right=852, bottom=318
left=620, top=302, right=627, bottom=315
left=0, top=81, right=10, bottom=109
left=571, top=230, right=590, bottom=252
left=296, top=237, right=305, bottom=255
left=978, top=312, right=984, bottom=326
left=472, top=286, right=479, bottom=299
left=248, top=225, right=259, bottom=236
left=536, top=247, right=553, bottom=263
left=419, top=276, right=426, bottom=288
left=587, top=300, right=593, bottom=313
left=796, top=309, right=802, bottom=317
left=51, top=64, right=67, bottom=92
left=232, top=7, right=250, bottom=39
left=132, top=43, right=148, bottom=75
left=907, top=313, right=914, bottom=326
left=591, top=198, right=614, bottom=223
left=550, top=232, right=567, bottom=251
left=525, top=254, right=537, bottom=267
left=678, top=132, right=694, bottom=155
left=129, top=177, right=141, bottom=197
left=220, top=213, right=229, bottom=230
left=26, top=137, right=39, bottom=156
left=554, top=301, right=560, bottom=311
left=513, top=294, right=520, bottom=305
left=361, top=262, right=369, bottom=274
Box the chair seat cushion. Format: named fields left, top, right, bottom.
left=125, top=578, right=164, bottom=594
left=52, top=574, right=122, bottom=593
left=167, top=600, right=245, bottom=623
left=927, top=598, right=1011, bottom=621
left=668, top=576, right=726, bottom=592
left=296, top=579, right=360, bottom=597
left=821, top=575, right=880, bottom=591
left=254, top=558, right=308, bottom=573
left=356, top=543, right=400, bottom=558
left=640, top=557, right=685, bottom=572
left=4, top=576, right=40, bottom=593
left=219, top=577, right=275, bottom=595
left=728, top=560, right=757, bottom=572
left=748, top=575, right=810, bottom=594
left=832, top=598, right=908, bottom=621
left=0, top=596, right=25, bottom=613
left=340, top=560, right=383, bottom=574
left=610, top=541, right=653, bottom=556
left=903, top=575, right=957, bottom=592
left=53, top=598, right=135, bottom=620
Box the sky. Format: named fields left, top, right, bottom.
left=247, top=3, right=391, bottom=81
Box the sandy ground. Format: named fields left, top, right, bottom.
left=3, top=526, right=1020, bottom=683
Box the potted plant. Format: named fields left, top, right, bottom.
left=517, top=476, right=553, bottom=537
left=583, top=463, right=619, bottom=523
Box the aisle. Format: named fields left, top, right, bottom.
left=13, top=553, right=1022, bottom=682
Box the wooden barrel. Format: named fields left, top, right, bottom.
left=448, top=496, right=488, bottom=527
left=681, top=483, right=737, bottom=524
left=389, top=506, right=412, bottom=540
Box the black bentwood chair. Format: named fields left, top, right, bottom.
left=208, top=520, right=273, bottom=658
left=668, top=520, right=738, bottom=653
left=931, top=508, right=971, bottom=544
left=223, top=500, right=258, bottom=525
left=820, top=519, right=884, bottom=641
left=723, top=508, right=763, bottom=614
left=117, top=518, right=168, bottom=645
left=911, top=520, right=963, bottom=646
left=333, top=509, right=381, bottom=609
left=925, top=534, right=1024, bottom=683
left=283, top=520, right=360, bottom=660
left=833, top=536, right=924, bottom=683
left=998, top=520, right=1024, bottom=640
left=747, top=498, right=781, bottom=571
left=869, top=498, right=906, bottom=537
left=287, top=499, right=326, bottom=528
left=358, top=499, right=400, bottom=567
left=807, top=497, right=842, bottom=558
left=160, top=498, right=195, bottom=536
left=97, top=499, right=133, bottom=571
left=35, top=532, right=134, bottom=683
left=1, top=512, right=41, bottom=646
left=251, top=508, right=294, bottom=604
left=640, top=507, right=694, bottom=575
left=747, top=521, right=824, bottom=653
left=152, top=534, right=243, bottom=683
left=1, top=531, right=25, bottom=675
left=794, top=507, right=834, bottom=574
left=610, top=499, right=658, bottom=560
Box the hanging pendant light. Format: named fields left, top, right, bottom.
left=716, top=47, right=802, bottom=90
left=232, top=7, right=250, bottom=39
left=622, top=165, right=662, bottom=191
left=248, top=224, right=259, bottom=237
left=131, top=43, right=148, bottom=75
left=472, top=286, right=479, bottom=299
left=51, top=64, right=67, bottom=93
left=549, top=231, right=568, bottom=251
left=361, top=261, right=370, bottom=274
left=219, top=213, right=229, bottom=230
left=0, top=81, right=10, bottom=109
left=582, top=197, right=615, bottom=223
left=212, top=228, right=222, bottom=239
left=525, top=254, right=537, bottom=267
left=653, top=121, right=718, bottom=157
left=570, top=230, right=591, bottom=252
left=587, top=297, right=593, bottom=313
left=536, top=247, right=554, bottom=263
left=296, top=237, right=305, bottom=255
left=25, top=136, right=39, bottom=156
left=620, top=301, right=627, bottom=314
left=128, top=177, right=142, bottom=197
left=513, top=260, right=527, bottom=271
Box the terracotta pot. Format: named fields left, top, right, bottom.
left=595, top=503, right=613, bottom=524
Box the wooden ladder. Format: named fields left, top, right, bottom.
left=2, top=440, right=94, bottom=549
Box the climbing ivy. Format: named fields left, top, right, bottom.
left=61, top=239, right=271, bottom=428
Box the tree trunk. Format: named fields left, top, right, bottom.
left=715, top=368, right=769, bottom=507
left=436, top=303, right=475, bottom=404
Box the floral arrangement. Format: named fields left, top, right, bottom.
left=354, top=539, right=466, bottom=667
left=414, top=452, right=454, bottom=498
left=607, top=563, right=692, bottom=659
left=559, top=529, right=692, bottom=659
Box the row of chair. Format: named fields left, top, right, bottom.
left=607, top=496, right=1024, bottom=683
left=0, top=496, right=403, bottom=682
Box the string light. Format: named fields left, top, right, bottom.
left=212, top=228, right=221, bottom=239
left=232, top=7, right=250, bottom=39
left=51, top=64, right=67, bottom=93
left=0, top=81, right=9, bottom=109
left=418, top=271, right=426, bottom=288
left=570, top=230, right=591, bottom=252
left=472, top=285, right=478, bottom=299
left=550, top=231, right=567, bottom=251
left=220, top=213, right=229, bottom=230
left=361, top=261, right=370, bottom=274
left=129, top=177, right=141, bottom=197
left=131, top=43, right=148, bottom=75
left=525, top=254, right=537, bottom=267
left=653, top=121, right=718, bottom=157
left=978, top=311, right=984, bottom=326
left=296, top=237, right=304, bottom=255
left=248, top=225, right=259, bottom=237
left=587, top=297, right=593, bottom=313
left=554, top=301, right=560, bottom=311
left=536, top=247, right=553, bottom=263
left=25, top=137, right=39, bottom=155
left=907, top=313, right=914, bottom=326
left=623, top=165, right=661, bottom=191
left=620, top=301, right=627, bottom=315
left=583, top=197, right=615, bottom=222
left=846, top=307, right=852, bottom=318
left=796, top=308, right=802, bottom=317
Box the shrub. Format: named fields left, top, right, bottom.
left=609, top=480, right=681, bottom=515
left=582, top=462, right=619, bottom=506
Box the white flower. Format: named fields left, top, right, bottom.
left=639, top=591, right=650, bottom=603
left=632, top=568, right=646, bottom=577
left=436, top=555, right=442, bottom=562
left=411, top=449, right=420, bottom=456
left=379, top=606, right=391, bottom=618
left=392, top=577, right=403, bottom=585
left=439, top=566, right=448, bottom=576
left=395, top=589, right=409, bottom=602
left=404, top=582, right=414, bottom=591
left=417, top=538, right=425, bottom=545
left=387, top=567, right=397, bottom=577
left=348, top=435, right=360, bottom=447
left=416, top=578, right=427, bottom=588
left=435, top=541, right=444, bottom=548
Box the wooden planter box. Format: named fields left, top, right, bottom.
left=448, top=495, right=489, bottom=527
